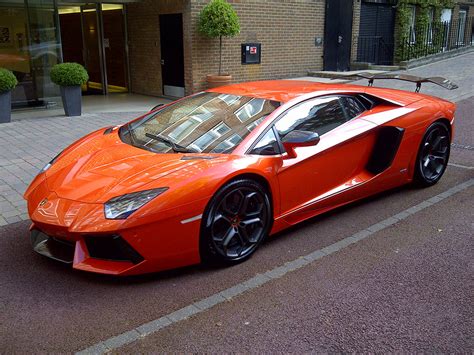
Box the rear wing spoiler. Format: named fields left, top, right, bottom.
left=330, top=72, right=458, bottom=92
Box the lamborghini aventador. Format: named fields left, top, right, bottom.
left=24, top=75, right=457, bottom=275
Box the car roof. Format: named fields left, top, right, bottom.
left=206, top=80, right=367, bottom=103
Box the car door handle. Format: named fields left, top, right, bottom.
left=338, top=35, right=343, bottom=44
left=161, top=59, right=165, bottom=65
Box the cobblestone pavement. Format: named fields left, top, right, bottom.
left=0, top=51, right=473, bottom=225
left=0, top=112, right=143, bottom=225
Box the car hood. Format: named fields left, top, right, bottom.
left=44, top=130, right=221, bottom=203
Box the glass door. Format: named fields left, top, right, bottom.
left=101, top=4, right=128, bottom=93
left=58, top=3, right=129, bottom=95
left=0, top=0, right=61, bottom=108
left=81, top=3, right=104, bottom=94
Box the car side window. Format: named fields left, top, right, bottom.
left=274, top=96, right=347, bottom=139
left=250, top=129, right=281, bottom=155
left=340, top=96, right=366, bottom=119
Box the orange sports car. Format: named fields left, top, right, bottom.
left=24, top=75, right=457, bottom=275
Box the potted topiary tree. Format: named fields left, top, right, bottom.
left=50, top=62, right=89, bottom=117
left=0, top=68, right=18, bottom=124
left=198, top=0, right=240, bottom=88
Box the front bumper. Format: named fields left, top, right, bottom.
left=31, top=230, right=75, bottom=264
left=25, top=178, right=206, bottom=276
left=30, top=228, right=147, bottom=275
left=31, top=229, right=144, bottom=267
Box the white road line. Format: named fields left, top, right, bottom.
left=76, top=178, right=474, bottom=355
left=448, top=162, right=474, bottom=170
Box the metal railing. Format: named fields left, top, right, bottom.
left=400, top=17, right=473, bottom=61
left=356, top=36, right=394, bottom=65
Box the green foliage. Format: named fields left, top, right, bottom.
left=395, top=0, right=455, bottom=62
left=50, top=62, right=89, bottom=86
left=0, top=68, right=18, bottom=93
left=198, top=0, right=241, bottom=75
left=198, top=0, right=240, bottom=38
left=400, top=0, right=453, bottom=6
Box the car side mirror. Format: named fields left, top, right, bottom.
left=150, top=103, right=164, bottom=112
left=281, top=130, right=320, bottom=159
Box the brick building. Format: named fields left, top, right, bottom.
left=127, top=0, right=362, bottom=97
left=0, top=0, right=361, bottom=108
left=1, top=0, right=472, bottom=109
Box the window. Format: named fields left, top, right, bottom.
left=408, top=5, right=416, bottom=44
left=212, top=134, right=243, bottom=153
left=457, top=9, right=467, bottom=44
left=428, top=7, right=435, bottom=44
left=188, top=122, right=231, bottom=152
left=168, top=115, right=205, bottom=141
left=218, top=94, right=240, bottom=106
left=0, top=0, right=61, bottom=107
left=340, top=96, right=366, bottom=119
left=246, top=116, right=266, bottom=131
left=274, top=96, right=347, bottom=140
left=235, top=98, right=266, bottom=122
left=440, top=8, right=452, bottom=48
left=250, top=129, right=280, bottom=156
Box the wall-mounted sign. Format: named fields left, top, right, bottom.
left=241, top=43, right=261, bottom=65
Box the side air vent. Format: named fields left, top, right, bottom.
left=366, top=126, right=405, bottom=174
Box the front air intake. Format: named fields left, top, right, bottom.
left=84, top=235, right=144, bottom=264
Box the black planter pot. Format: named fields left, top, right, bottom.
left=60, top=85, right=82, bottom=116
left=0, top=90, right=12, bottom=123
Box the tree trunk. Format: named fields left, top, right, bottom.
left=219, top=35, right=222, bottom=76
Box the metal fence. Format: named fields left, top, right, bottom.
left=400, top=17, right=473, bottom=61
left=356, top=36, right=394, bottom=65
left=355, top=17, right=473, bottom=65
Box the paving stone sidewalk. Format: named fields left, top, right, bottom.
left=351, top=51, right=474, bottom=102
left=0, top=51, right=473, bottom=226
left=0, top=112, right=143, bottom=226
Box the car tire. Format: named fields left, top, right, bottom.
left=200, top=179, right=272, bottom=265
left=414, top=121, right=451, bottom=187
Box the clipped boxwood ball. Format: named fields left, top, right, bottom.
left=198, top=0, right=240, bottom=38
left=0, top=68, right=18, bottom=93
left=50, top=62, right=89, bottom=86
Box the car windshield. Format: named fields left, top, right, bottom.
left=120, top=92, right=280, bottom=154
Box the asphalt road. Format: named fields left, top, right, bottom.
left=0, top=98, right=472, bottom=353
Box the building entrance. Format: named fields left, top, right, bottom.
left=58, top=3, right=129, bottom=95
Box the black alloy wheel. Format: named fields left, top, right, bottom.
left=201, top=179, right=272, bottom=264
left=414, top=122, right=450, bottom=187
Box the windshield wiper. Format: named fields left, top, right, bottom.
left=127, top=123, right=137, bottom=146
left=145, top=133, right=197, bottom=153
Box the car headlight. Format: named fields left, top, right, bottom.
left=104, top=188, right=168, bottom=219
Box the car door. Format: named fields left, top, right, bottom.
left=273, top=95, right=376, bottom=219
